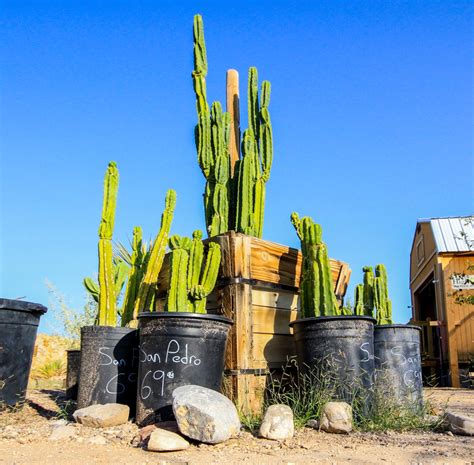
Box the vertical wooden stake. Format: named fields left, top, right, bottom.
left=226, top=69, right=240, bottom=177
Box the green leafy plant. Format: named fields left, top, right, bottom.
left=291, top=212, right=339, bottom=317
left=167, top=230, right=221, bottom=313
left=192, top=14, right=273, bottom=238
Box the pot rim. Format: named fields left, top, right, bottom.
left=81, top=325, right=137, bottom=334
left=0, top=298, right=47, bottom=314
left=374, top=324, right=421, bottom=331
left=289, top=315, right=376, bottom=327
left=137, top=311, right=233, bottom=325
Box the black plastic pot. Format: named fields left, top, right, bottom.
left=290, top=316, right=376, bottom=405
left=0, top=298, right=47, bottom=406
left=374, top=325, right=423, bottom=408
left=66, top=349, right=81, bottom=400
left=136, top=312, right=232, bottom=425
left=77, top=326, right=139, bottom=412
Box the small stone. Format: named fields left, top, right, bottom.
left=50, top=419, right=68, bottom=428
left=319, top=402, right=352, bottom=434
left=73, top=403, right=129, bottom=428
left=49, top=425, right=76, bottom=441
left=306, top=419, right=319, bottom=429
left=138, top=424, right=157, bottom=444
left=147, top=428, right=190, bottom=452
left=259, top=404, right=294, bottom=440
left=86, top=436, right=108, bottom=445
left=447, top=412, right=474, bottom=436
left=172, top=385, right=241, bottom=444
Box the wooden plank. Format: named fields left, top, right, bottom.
left=251, top=289, right=299, bottom=310
left=224, top=373, right=267, bottom=415
left=252, top=333, right=295, bottom=365
left=226, top=69, right=240, bottom=177
left=252, top=307, right=298, bottom=335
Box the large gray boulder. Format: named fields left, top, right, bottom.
left=447, top=411, right=474, bottom=436
left=319, top=402, right=353, bottom=434
left=73, top=403, right=129, bottom=428
left=172, top=385, right=241, bottom=444
left=259, top=404, right=294, bottom=440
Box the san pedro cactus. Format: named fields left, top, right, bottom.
left=131, top=189, right=177, bottom=322
left=95, top=162, right=120, bottom=326
left=362, top=266, right=375, bottom=317
left=192, top=15, right=273, bottom=238
left=374, top=264, right=393, bottom=325
left=291, top=212, right=339, bottom=318
left=236, top=68, right=273, bottom=238
left=354, top=283, right=365, bottom=316
left=167, top=230, right=221, bottom=313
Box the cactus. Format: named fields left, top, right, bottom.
left=131, top=189, right=177, bottom=322
left=167, top=230, right=221, bottom=313
left=354, top=283, right=365, bottom=316
left=374, top=264, right=393, bottom=325
left=362, top=266, right=375, bottom=317
left=291, top=212, right=339, bottom=318
left=192, top=15, right=273, bottom=238
left=94, top=162, right=119, bottom=326
left=236, top=69, right=273, bottom=238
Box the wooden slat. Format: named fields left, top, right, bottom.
left=252, top=307, right=298, bottom=335
left=252, top=333, right=295, bottom=364
left=251, top=289, right=299, bottom=310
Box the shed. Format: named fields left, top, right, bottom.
left=409, top=216, right=474, bottom=387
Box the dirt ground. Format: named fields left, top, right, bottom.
left=0, top=388, right=473, bottom=465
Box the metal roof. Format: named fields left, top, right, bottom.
left=419, top=216, right=474, bottom=253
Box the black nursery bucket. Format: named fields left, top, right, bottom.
left=136, top=312, right=232, bottom=425
left=374, top=325, right=423, bottom=408
left=77, top=326, right=139, bottom=412
left=290, top=316, right=376, bottom=405
left=0, top=299, right=47, bottom=406
left=66, top=349, right=81, bottom=400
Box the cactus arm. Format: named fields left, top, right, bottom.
left=362, top=266, right=375, bottom=317
left=375, top=264, right=393, bottom=325
left=97, top=162, right=119, bottom=327
left=133, top=189, right=176, bottom=318
left=83, top=277, right=100, bottom=303
left=248, top=67, right=259, bottom=140
left=167, top=235, right=192, bottom=312
left=188, top=230, right=204, bottom=290
left=354, top=283, right=365, bottom=316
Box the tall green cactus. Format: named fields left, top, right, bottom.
left=96, top=162, right=119, bottom=326
left=362, top=266, right=375, bottom=317
left=291, top=212, right=339, bottom=318
left=236, top=69, right=273, bottom=238
left=192, top=15, right=273, bottom=238
left=374, top=264, right=393, bottom=325
left=167, top=230, right=221, bottom=313
left=132, top=189, right=176, bottom=322
left=354, top=283, right=365, bottom=316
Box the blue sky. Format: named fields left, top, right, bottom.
left=1, top=1, right=472, bottom=333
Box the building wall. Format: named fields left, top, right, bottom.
left=438, top=254, right=474, bottom=386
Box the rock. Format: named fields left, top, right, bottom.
left=49, top=425, right=76, bottom=441
left=319, top=402, right=352, bottom=434
left=86, top=436, right=108, bottom=445
left=447, top=412, right=474, bottom=436
left=259, top=404, right=294, bottom=440
left=172, top=385, right=241, bottom=444
left=138, top=424, right=157, bottom=444
left=73, top=403, right=130, bottom=428
left=306, top=419, right=319, bottom=429
left=147, top=428, right=190, bottom=452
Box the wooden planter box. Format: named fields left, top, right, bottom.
left=157, top=231, right=351, bottom=414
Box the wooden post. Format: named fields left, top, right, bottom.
left=226, top=69, right=240, bottom=176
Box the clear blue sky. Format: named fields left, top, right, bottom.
left=1, top=1, right=472, bottom=333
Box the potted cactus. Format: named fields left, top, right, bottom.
left=289, top=213, right=375, bottom=404
left=77, top=162, right=177, bottom=413
left=355, top=265, right=423, bottom=408
left=136, top=230, right=232, bottom=425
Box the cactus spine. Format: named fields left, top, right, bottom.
left=132, top=189, right=176, bottom=322
left=374, top=264, right=393, bottom=325
left=96, top=162, right=119, bottom=326
left=291, top=212, right=339, bottom=318
left=192, top=15, right=273, bottom=238
left=167, top=230, right=221, bottom=313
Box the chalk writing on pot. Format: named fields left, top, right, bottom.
left=359, top=342, right=375, bottom=362
left=140, top=369, right=175, bottom=399
left=98, top=347, right=127, bottom=367
left=105, top=373, right=126, bottom=395
left=140, top=339, right=202, bottom=366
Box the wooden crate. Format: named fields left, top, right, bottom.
left=156, top=232, right=351, bottom=413
left=208, top=232, right=351, bottom=414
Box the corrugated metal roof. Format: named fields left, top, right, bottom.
left=427, top=216, right=474, bottom=253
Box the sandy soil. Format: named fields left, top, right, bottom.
left=0, top=388, right=473, bottom=465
